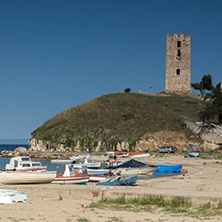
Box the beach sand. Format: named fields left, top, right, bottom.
left=1, top=154, right=222, bottom=222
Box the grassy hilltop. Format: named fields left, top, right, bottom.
left=31, top=93, right=205, bottom=150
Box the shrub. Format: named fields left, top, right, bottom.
left=124, top=88, right=131, bottom=93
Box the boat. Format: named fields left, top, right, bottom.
left=51, top=159, right=73, bottom=164
left=51, top=154, right=101, bottom=169
left=73, top=166, right=112, bottom=183
left=51, top=154, right=91, bottom=164
left=87, top=169, right=110, bottom=174
left=5, top=156, right=47, bottom=172
left=88, top=174, right=110, bottom=182
left=71, top=158, right=101, bottom=169
left=118, top=167, right=157, bottom=176
left=0, top=171, right=56, bottom=185
left=112, top=159, right=158, bottom=175
left=52, top=164, right=90, bottom=184
left=186, top=150, right=200, bottom=158
left=0, top=189, right=28, bottom=204
left=185, top=144, right=200, bottom=158
left=128, top=152, right=150, bottom=158
left=97, top=174, right=137, bottom=186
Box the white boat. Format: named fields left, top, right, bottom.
left=71, top=158, right=101, bottom=169
left=89, top=174, right=108, bottom=182
left=129, top=153, right=150, bottom=158
left=0, top=171, right=56, bottom=185
left=87, top=169, right=110, bottom=174
left=51, top=159, right=73, bottom=164
left=52, top=164, right=89, bottom=184
left=51, top=155, right=90, bottom=164
left=119, top=167, right=157, bottom=176
left=187, top=151, right=200, bottom=158
left=5, top=156, right=47, bottom=172
left=51, top=154, right=101, bottom=168
left=0, top=189, right=28, bottom=204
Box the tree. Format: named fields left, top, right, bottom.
left=199, top=88, right=222, bottom=123
left=191, top=74, right=214, bottom=99
left=124, top=88, right=131, bottom=93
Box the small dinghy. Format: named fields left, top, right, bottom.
left=186, top=151, right=200, bottom=158
left=0, top=189, right=27, bottom=204
left=97, top=174, right=137, bottom=186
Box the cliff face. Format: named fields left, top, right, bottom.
left=29, top=130, right=197, bottom=152
left=186, top=121, right=222, bottom=150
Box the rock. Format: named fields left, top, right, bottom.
left=14, top=147, right=28, bottom=153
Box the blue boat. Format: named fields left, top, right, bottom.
left=97, top=175, right=137, bottom=186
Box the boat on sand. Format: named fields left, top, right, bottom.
left=52, top=164, right=90, bottom=184
left=97, top=174, right=137, bottom=186
left=0, top=171, right=56, bottom=185
left=0, top=189, right=28, bottom=204
left=112, top=159, right=158, bottom=175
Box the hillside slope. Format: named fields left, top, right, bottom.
left=31, top=93, right=205, bottom=150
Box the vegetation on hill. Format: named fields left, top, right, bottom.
left=31, top=93, right=206, bottom=150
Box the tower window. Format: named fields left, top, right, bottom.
left=177, top=49, right=181, bottom=57
left=176, top=69, right=180, bottom=75
left=177, top=41, right=181, bottom=47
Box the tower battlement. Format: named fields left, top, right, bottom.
left=165, top=33, right=192, bottom=93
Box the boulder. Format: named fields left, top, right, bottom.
left=14, top=146, right=28, bottom=153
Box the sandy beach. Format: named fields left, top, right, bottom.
left=1, top=154, right=222, bottom=222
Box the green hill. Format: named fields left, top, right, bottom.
left=31, top=93, right=205, bottom=150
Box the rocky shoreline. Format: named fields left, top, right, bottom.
left=0, top=147, right=84, bottom=160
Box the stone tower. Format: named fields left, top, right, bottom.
left=165, top=33, right=191, bottom=93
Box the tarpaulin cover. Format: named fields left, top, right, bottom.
left=153, top=164, right=182, bottom=174
left=114, top=159, right=154, bottom=169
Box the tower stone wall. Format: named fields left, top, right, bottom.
left=165, top=33, right=191, bottom=93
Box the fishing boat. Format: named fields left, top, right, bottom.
left=97, top=174, right=137, bottom=186
left=73, top=166, right=112, bottom=183
left=5, top=156, right=47, bottom=172
left=52, top=164, right=90, bottom=184
left=0, top=189, right=28, bottom=204
left=0, top=171, right=56, bottom=185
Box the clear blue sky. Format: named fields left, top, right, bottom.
left=0, top=0, right=221, bottom=140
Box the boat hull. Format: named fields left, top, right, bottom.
left=120, top=167, right=157, bottom=175
left=187, top=151, right=200, bottom=157
left=89, top=175, right=108, bottom=182
left=0, top=171, right=57, bottom=185
left=52, top=175, right=89, bottom=184
left=97, top=175, right=137, bottom=186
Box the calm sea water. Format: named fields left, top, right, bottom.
left=0, top=144, right=29, bottom=151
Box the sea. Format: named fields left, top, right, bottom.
left=0, top=144, right=63, bottom=174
